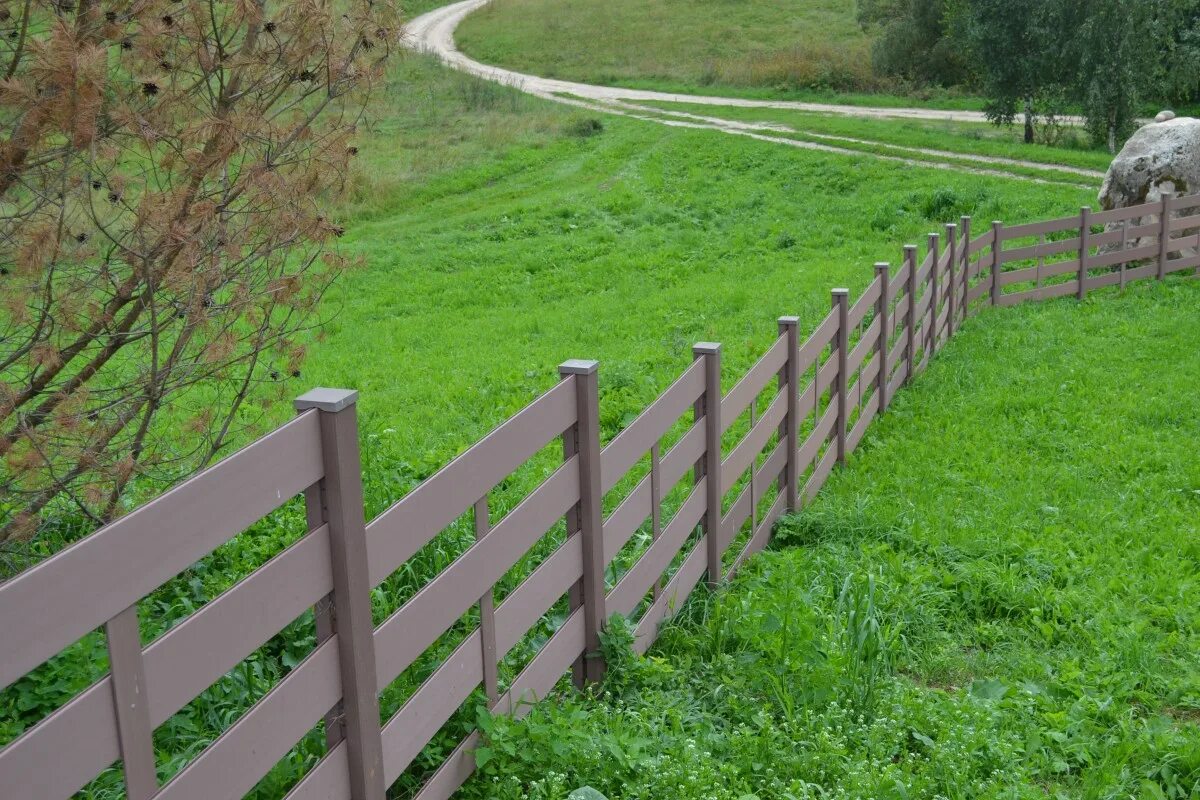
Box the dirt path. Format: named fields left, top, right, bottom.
left=404, top=0, right=1098, bottom=186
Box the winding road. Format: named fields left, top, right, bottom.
left=404, top=0, right=1102, bottom=186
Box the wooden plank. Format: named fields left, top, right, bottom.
left=1004, top=236, right=1080, bottom=262
left=1167, top=252, right=1200, bottom=272
left=887, top=261, right=911, bottom=304
left=998, top=280, right=1078, bottom=306
left=602, top=423, right=703, bottom=563
left=409, top=611, right=587, bottom=800
left=1090, top=200, right=1160, bottom=225
left=1168, top=213, right=1200, bottom=233
left=365, top=379, right=577, bottom=587
left=720, top=335, right=787, bottom=432
left=1091, top=222, right=1158, bottom=247
left=846, top=390, right=882, bottom=455
left=847, top=276, right=882, bottom=330
left=607, top=481, right=707, bottom=616
left=1174, top=194, right=1200, bottom=212
left=600, top=360, right=704, bottom=492
left=720, top=441, right=785, bottom=551
left=887, top=359, right=910, bottom=402
left=968, top=228, right=996, bottom=256
left=967, top=277, right=992, bottom=304
left=803, top=446, right=839, bottom=504
left=725, top=493, right=786, bottom=582
left=720, top=391, right=787, bottom=494
left=633, top=537, right=708, bottom=654
left=798, top=403, right=838, bottom=474
left=0, top=674, right=120, bottom=800
left=474, top=499, right=499, bottom=706
left=1089, top=263, right=1157, bottom=289
left=915, top=249, right=935, bottom=285
left=373, top=458, right=580, bottom=686
left=1088, top=243, right=1159, bottom=271
left=846, top=316, right=881, bottom=376
left=1000, top=258, right=1080, bottom=286
left=1003, top=215, right=1079, bottom=239
left=0, top=411, right=323, bottom=689
left=144, top=525, right=332, bottom=722
left=104, top=606, right=157, bottom=800
left=0, top=524, right=334, bottom=800
left=153, top=640, right=342, bottom=800
left=796, top=309, right=838, bottom=372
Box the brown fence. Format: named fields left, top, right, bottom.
left=1, top=194, right=1198, bottom=800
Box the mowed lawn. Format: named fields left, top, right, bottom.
left=454, top=277, right=1200, bottom=800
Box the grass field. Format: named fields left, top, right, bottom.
left=0, top=43, right=1150, bottom=800
left=455, top=276, right=1200, bottom=800
left=637, top=99, right=1113, bottom=174
left=453, top=0, right=935, bottom=101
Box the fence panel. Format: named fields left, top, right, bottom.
left=4, top=193, right=1199, bottom=800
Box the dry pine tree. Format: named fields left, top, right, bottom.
left=0, top=0, right=399, bottom=544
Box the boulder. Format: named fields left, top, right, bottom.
left=1098, top=116, right=1200, bottom=210
left=1097, top=116, right=1200, bottom=261
left=567, top=789, right=608, bottom=800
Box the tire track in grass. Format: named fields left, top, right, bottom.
left=404, top=0, right=1099, bottom=187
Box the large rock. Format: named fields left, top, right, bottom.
left=1099, top=116, right=1200, bottom=210
left=1097, top=116, right=1200, bottom=262
left=567, top=789, right=608, bottom=800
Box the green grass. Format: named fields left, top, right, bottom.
left=454, top=0, right=947, bottom=102
left=638, top=99, right=1115, bottom=174
left=0, top=48, right=1123, bottom=800
left=456, top=276, right=1200, bottom=800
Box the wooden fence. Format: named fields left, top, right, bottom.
left=1, top=193, right=1197, bottom=800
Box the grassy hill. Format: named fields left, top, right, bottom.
left=2, top=51, right=1100, bottom=798
left=453, top=0, right=907, bottom=101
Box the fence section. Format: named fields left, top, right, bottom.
left=0, top=194, right=1196, bottom=800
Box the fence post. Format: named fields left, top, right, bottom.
left=1078, top=207, right=1091, bottom=301
left=874, top=264, right=890, bottom=412
left=105, top=606, right=157, bottom=800
left=927, top=233, right=940, bottom=355
left=559, top=360, right=606, bottom=685
left=778, top=317, right=800, bottom=511
left=832, top=289, right=849, bottom=466
left=473, top=497, right=499, bottom=706
left=904, top=245, right=917, bottom=383
left=960, top=216, right=971, bottom=320
left=1159, top=193, right=1173, bottom=279
left=293, top=389, right=385, bottom=800
left=991, top=221, right=1004, bottom=305
left=693, top=343, right=723, bottom=589
left=945, top=223, right=958, bottom=338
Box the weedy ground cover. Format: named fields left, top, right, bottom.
left=0, top=48, right=1134, bottom=800
left=458, top=277, right=1200, bottom=800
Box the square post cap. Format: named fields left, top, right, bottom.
left=831, top=288, right=849, bottom=296
left=692, top=342, right=721, bottom=354
left=777, top=316, right=800, bottom=327
left=294, top=388, right=358, bottom=413
left=559, top=359, right=598, bottom=375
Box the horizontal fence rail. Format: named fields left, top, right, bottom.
left=1, top=193, right=1197, bottom=800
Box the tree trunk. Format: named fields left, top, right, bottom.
left=1023, top=98, right=1035, bottom=144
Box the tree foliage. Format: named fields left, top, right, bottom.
left=0, top=0, right=399, bottom=542
left=857, top=0, right=970, bottom=88
left=867, top=0, right=1200, bottom=149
